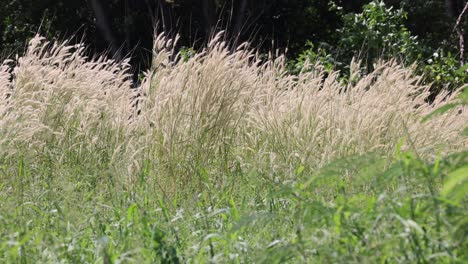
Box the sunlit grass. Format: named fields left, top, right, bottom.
left=0, top=34, right=466, bottom=263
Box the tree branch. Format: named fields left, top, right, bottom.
left=454, top=2, right=468, bottom=65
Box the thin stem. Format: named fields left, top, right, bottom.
left=454, top=2, right=468, bottom=65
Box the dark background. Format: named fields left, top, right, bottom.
left=0, top=0, right=466, bottom=76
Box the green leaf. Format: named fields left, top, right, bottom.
left=441, top=166, right=468, bottom=203
left=295, top=165, right=305, bottom=176
left=126, top=203, right=139, bottom=224
left=454, top=64, right=468, bottom=75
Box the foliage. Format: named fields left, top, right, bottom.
left=338, top=0, right=419, bottom=65
left=293, top=1, right=417, bottom=80
left=179, top=46, right=196, bottom=62
left=290, top=41, right=338, bottom=75
left=1, top=143, right=467, bottom=262
left=0, top=0, right=94, bottom=57
left=1, top=0, right=466, bottom=94
left=421, top=50, right=468, bottom=94
left=293, top=0, right=467, bottom=93
left=0, top=0, right=343, bottom=64
left=395, top=0, right=465, bottom=51
left=0, top=35, right=466, bottom=262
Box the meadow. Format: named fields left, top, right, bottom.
left=0, top=34, right=467, bottom=263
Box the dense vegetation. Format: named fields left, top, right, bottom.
left=1, top=0, right=467, bottom=89
left=1, top=32, right=467, bottom=263
left=0, top=0, right=467, bottom=263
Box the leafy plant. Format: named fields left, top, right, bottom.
left=294, top=0, right=467, bottom=94
left=179, top=46, right=196, bottom=62
left=338, top=0, right=419, bottom=66
left=421, top=51, right=468, bottom=93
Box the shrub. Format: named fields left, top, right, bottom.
left=294, top=0, right=467, bottom=93
left=421, top=50, right=468, bottom=94
left=338, top=0, right=419, bottom=66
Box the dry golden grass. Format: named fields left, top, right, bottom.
left=0, top=34, right=466, bottom=187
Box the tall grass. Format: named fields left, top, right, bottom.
left=0, top=34, right=466, bottom=262
left=1, top=34, right=465, bottom=187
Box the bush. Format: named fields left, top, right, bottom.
left=421, top=50, right=468, bottom=94
left=338, top=0, right=419, bottom=66
left=294, top=0, right=467, bottom=94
